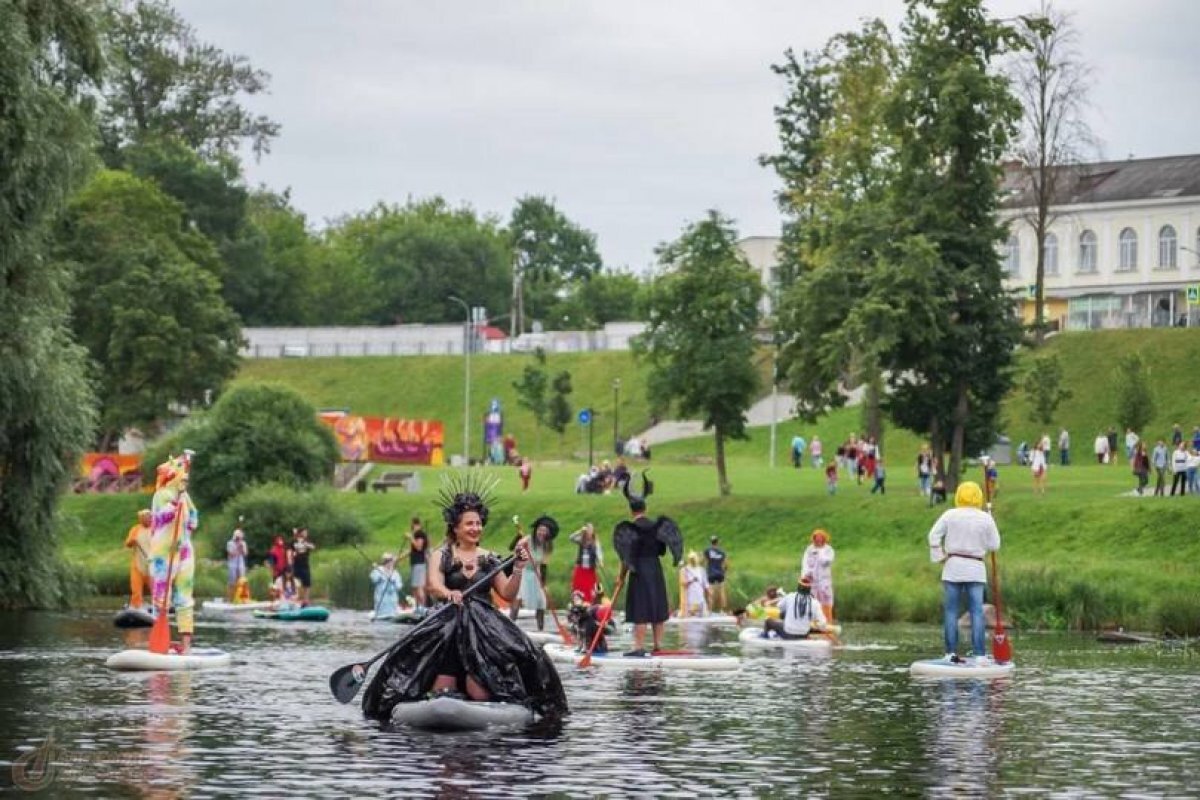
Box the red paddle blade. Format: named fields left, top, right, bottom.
left=148, top=613, right=170, bottom=654
left=992, top=631, right=1013, bottom=663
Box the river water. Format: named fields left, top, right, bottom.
left=1, top=611, right=1197, bottom=798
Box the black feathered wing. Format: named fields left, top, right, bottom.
left=655, top=516, right=683, bottom=566
left=613, top=521, right=640, bottom=567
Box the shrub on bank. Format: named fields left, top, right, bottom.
left=210, top=482, right=367, bottom=559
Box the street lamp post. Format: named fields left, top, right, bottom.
left=612, top=378, right=621, bottom=454
left=448, top=295, right=471, bottom=464
left=1181, top=246, right=1200, bottom=328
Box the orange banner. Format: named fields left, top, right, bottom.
left=319, top=412, right=444, bottom=465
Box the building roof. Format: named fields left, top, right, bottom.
left=477, top=325, right=508, bottom=341
left=1001, top=153, right=1200, bottom=208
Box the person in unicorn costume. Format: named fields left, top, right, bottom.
left=149, top=450, right=199, bottom=653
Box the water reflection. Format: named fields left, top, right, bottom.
left=917, top=677, right=1009, bottom=797
left=2, top=614, right=1199, bottom=796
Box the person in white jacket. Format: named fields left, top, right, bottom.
left=1030, top=444, right=1048, bottom=495
left=927, top=481, right=1001, bottom=665
left=800, top=528, right=836, bottom=623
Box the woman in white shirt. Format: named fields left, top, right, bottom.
left=1030, top=445, right=1048, bottom=495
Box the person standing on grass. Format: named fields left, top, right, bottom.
left=1131, top=441, right=1151, bottom=496
left=927, top=481, right=1001, bottom=665
left=791, top=433, right=806, bottom=469
left=1124, top=429, right=1140, bottom=463
left=825, top=461, right=839, bottom=495
left=1188, top=447, right=1200, bottom=496
left=1094, top=431, right=1110, bottom=464
left=1058, top=428, right=1070, bottom=466
left=1107, top=427, right=1119, bottom=466
left=810, top=436, right=824, bottom=469
left=870, top=458, right=887, bottom=494
left=1170, top=442, right=1189, bottom=496
left=518, top=457, right=532, bottom=493
left=703, top=536, right=728, bottom=613
left=1030, top=444, right=1048, bottom=495
left=405, top=517, right=429, bottom=609
left=1152, top=439, right=1169, bottom=496
left=917, top=446, right=934, bottom=497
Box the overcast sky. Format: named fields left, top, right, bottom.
left=176, top=0, right=1200, bottom=272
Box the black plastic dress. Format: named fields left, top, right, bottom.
left=361, top=549, right=568, bottom=722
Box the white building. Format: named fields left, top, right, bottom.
left=1000, top=154, right=1200, bottom=330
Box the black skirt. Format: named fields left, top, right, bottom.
left=625, top=555, right=669, bottom=624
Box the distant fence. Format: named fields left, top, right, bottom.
left=241, top=323, right=647, bottom=359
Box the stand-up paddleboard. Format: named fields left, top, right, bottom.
left=253, top=606, right=330, bottom=622
left=106, top=648, right=232, bottom=671
left=665, top=614, right=740, bottom=627
left=544, top=643, right=739, bottom=671
left=909, top=657, right=1014, bottom=678
left=113, top=608, right=156, bottom=629
left=737, top=627, right=834, bottom=651
left=200, top=599, right=273, bottom=617
left=367, top=607, right=427, bottom=624
left=524, top=630, right=564, bottom=645
left=390, top=696, right=533, bottom=731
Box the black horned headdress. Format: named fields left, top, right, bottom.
left=435, top=471, right=500, bottom=529
left=621, top=469, right=654, bottom=512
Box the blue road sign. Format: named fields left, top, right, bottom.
left=578, top=409, right=591, bottom=425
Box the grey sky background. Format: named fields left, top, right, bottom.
left=177, top=0, right=1200, bottom=273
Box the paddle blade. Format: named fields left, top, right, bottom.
left=329, top=662, right=368, bottom=704
left=992, top=630, right=1013, bottom=663
left=148, top=613, right=170, bottom=654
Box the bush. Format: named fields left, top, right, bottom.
left=142, top=382, right=339, bottom=509
left=1155, top=591, right=1200, bottom=637
left=207, top=482, right=367, bottom=560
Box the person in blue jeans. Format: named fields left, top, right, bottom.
left=927, top=481, right=1002, bottom=665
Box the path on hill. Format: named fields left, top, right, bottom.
left=636, top=385, right=864, bottom=447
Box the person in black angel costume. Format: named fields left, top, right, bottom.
left=361, top=473, right=567, bottom=722
left=613, top=471, right=683, bottom=656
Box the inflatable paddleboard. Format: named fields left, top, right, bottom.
left=909, top=657, right=1015, bottom=678
left=390, top=696, right=533, bottom=731
left=113, top=608, right=156, bottom=628
left=368, top=608, right=427, bottom=624
left=524, top=630, right=565, bottom=645
left=738, top=627, right=834, bottom=651
left=201, top=599, right=273, bottom=617
left=544, top=643, right=739, bottom=671
left=665, top=614, right=740, bottom=627
left=253, top=606, right=330, bottom=622
left=106, top=648, right=232, bottom=672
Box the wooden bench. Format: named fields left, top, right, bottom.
left=371, top=471, right=416, bottom=493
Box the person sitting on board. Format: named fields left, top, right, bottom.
left=567, top=589, right=613, bottom=655
left=370, top=552, right=404, bottom=619
left=123, top=508, right=153, bottom=611
left=927, top=480, right=1002, bottom=666
left=762, top=576, right=828, bottom=639
left=233, top=576, right=253, bottom=604
left=361, top=474, right=567, bottom=719
left=270, top=568, right=301, bottom=610
left=680, top=551, right=709, bottom=617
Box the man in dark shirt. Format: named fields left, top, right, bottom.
left=289, top=528, right=316, bottom=607
left=704, top=536, right=728, bottom=613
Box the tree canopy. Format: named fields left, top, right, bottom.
left=639, top=211, right=762, bottom=496
left=0, top=0, right=102, bottom=608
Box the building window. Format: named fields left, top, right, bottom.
left=1004, top=234, right=1020, bottom=275
left=1118, top=228, right=1138, bottom=272
left=1043, top=233, right=1058, bottom=276
left=1078, top=230, right=1097, bottom=273
left=1158, top=225, right=1177, bottom=269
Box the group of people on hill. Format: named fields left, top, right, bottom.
left=574, top=458, right=631, bottom=495
left=802, top=433, right=886, bottom=495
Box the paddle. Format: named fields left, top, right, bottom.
left=148, top=497, right=188, bottom=654
left=513, top=516, right=574, bottom=646
left=579, top=566, right=627, bottom=668
left=328, top=553, right=516, bottom=704
left=983, top=464, right=1013, bottom=664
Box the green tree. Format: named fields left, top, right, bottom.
left=326, top=199, right=511, bottom=325
left=55, top=170, right=242, bottom=447
left=552, top=270, right=646, bottom=329
left=547, top=370, right=574, bottom=445
left=512, top=350, right=549, bottom=451
left=97, top=0, right=280, bottom=161
left=1023, top=353, right=1072, bottom=426
left=142, top=382, right=339, bottom=509
left=509, top=196, right=603, bottom=332
left=639, top=211, right=762, bottom=496
left=0, top=0, right=102, bottom=608
left=231, top=190, right=324, bottom=325
left=1114, top=353, right=1154, bottom=435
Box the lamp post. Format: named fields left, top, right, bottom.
left=612, top=378, right=621, bottom=454
left=448, top=295, right=471, bottom=464
left=1181, top=246, right=1200, bottom=328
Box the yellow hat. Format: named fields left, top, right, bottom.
left=955, top=481, right=984, bottom=509
left=811, top=528, right=830, bottom=544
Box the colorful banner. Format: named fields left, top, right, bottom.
left=483, top=398, right=504, bottom=464
left=319, top=412, right=444, bottom=465
left=77, top=453, right=143, bottom=492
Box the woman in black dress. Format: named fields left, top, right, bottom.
left=361, top=477, right=567, bottom=721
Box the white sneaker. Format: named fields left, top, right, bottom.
left=972, top=655, right=992, bottom=667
